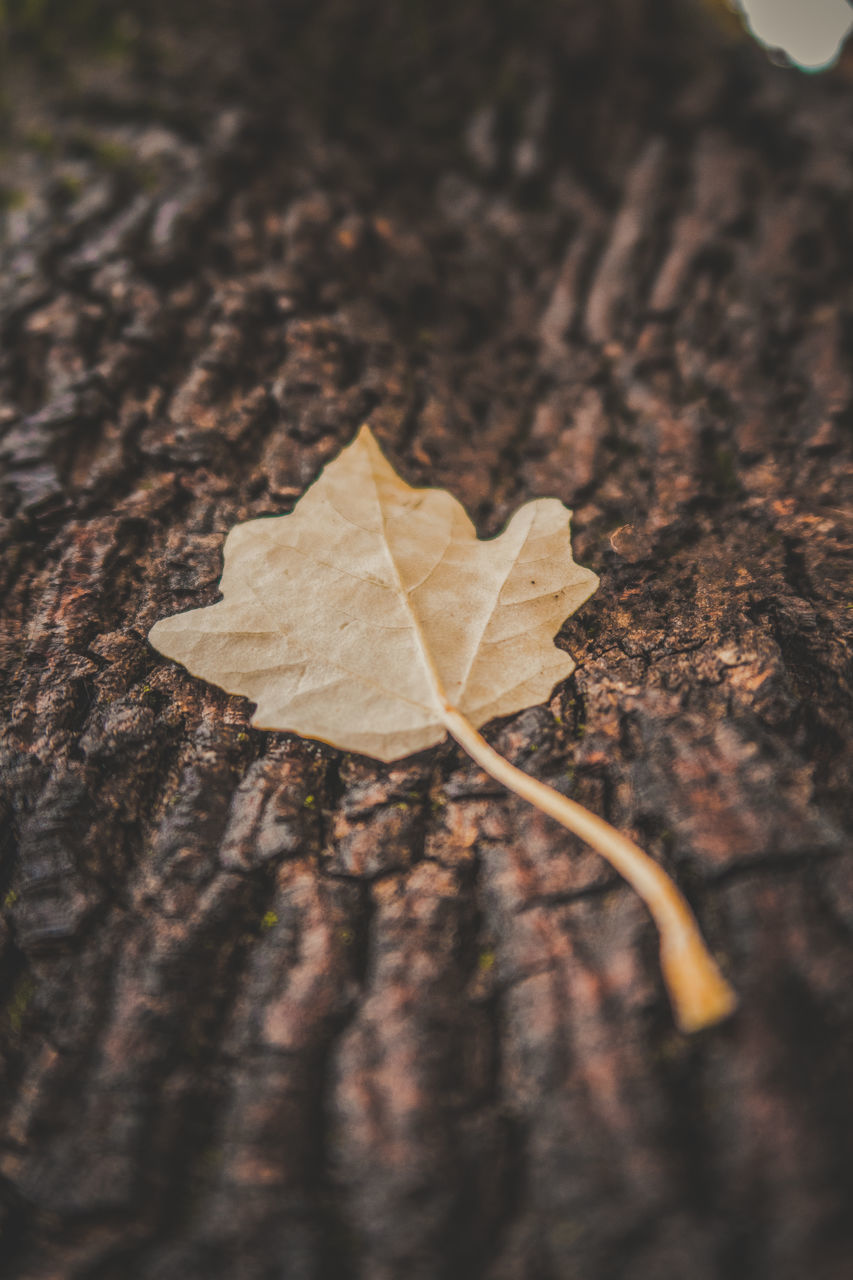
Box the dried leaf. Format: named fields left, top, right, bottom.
left=150, top=426, right=736, bottom=1032
left=150, top=425, right=598, bottom=759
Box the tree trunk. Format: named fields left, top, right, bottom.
left=1, top=3, right=852, bottom=1277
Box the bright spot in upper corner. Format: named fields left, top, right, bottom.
left=735, top=0, right=853, bottom=71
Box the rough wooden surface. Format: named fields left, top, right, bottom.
left=1, top=3, right=852, bottom=1277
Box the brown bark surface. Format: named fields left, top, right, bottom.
left=1, top=3, right=852, bottom=1277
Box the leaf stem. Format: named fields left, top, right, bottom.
left=440, top=704, right=737, bottom=1033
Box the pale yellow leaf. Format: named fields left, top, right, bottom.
left=149, top=424, right=598, bottom=761
left=150, top=425, right=736, bottom=1033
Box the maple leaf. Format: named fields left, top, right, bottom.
left=150, top=426, right=736, bottom=1032
left=151, top=425, right=598, bottom=760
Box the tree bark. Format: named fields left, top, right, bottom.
left=1, top=3, right=852, bottom=1278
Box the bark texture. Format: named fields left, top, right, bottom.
left=1, top=3, right=852, bottom=1277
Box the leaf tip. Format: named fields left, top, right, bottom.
left=148, top=617, right=167, bottom=651
left=148, top=614, right=186, bottom=666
